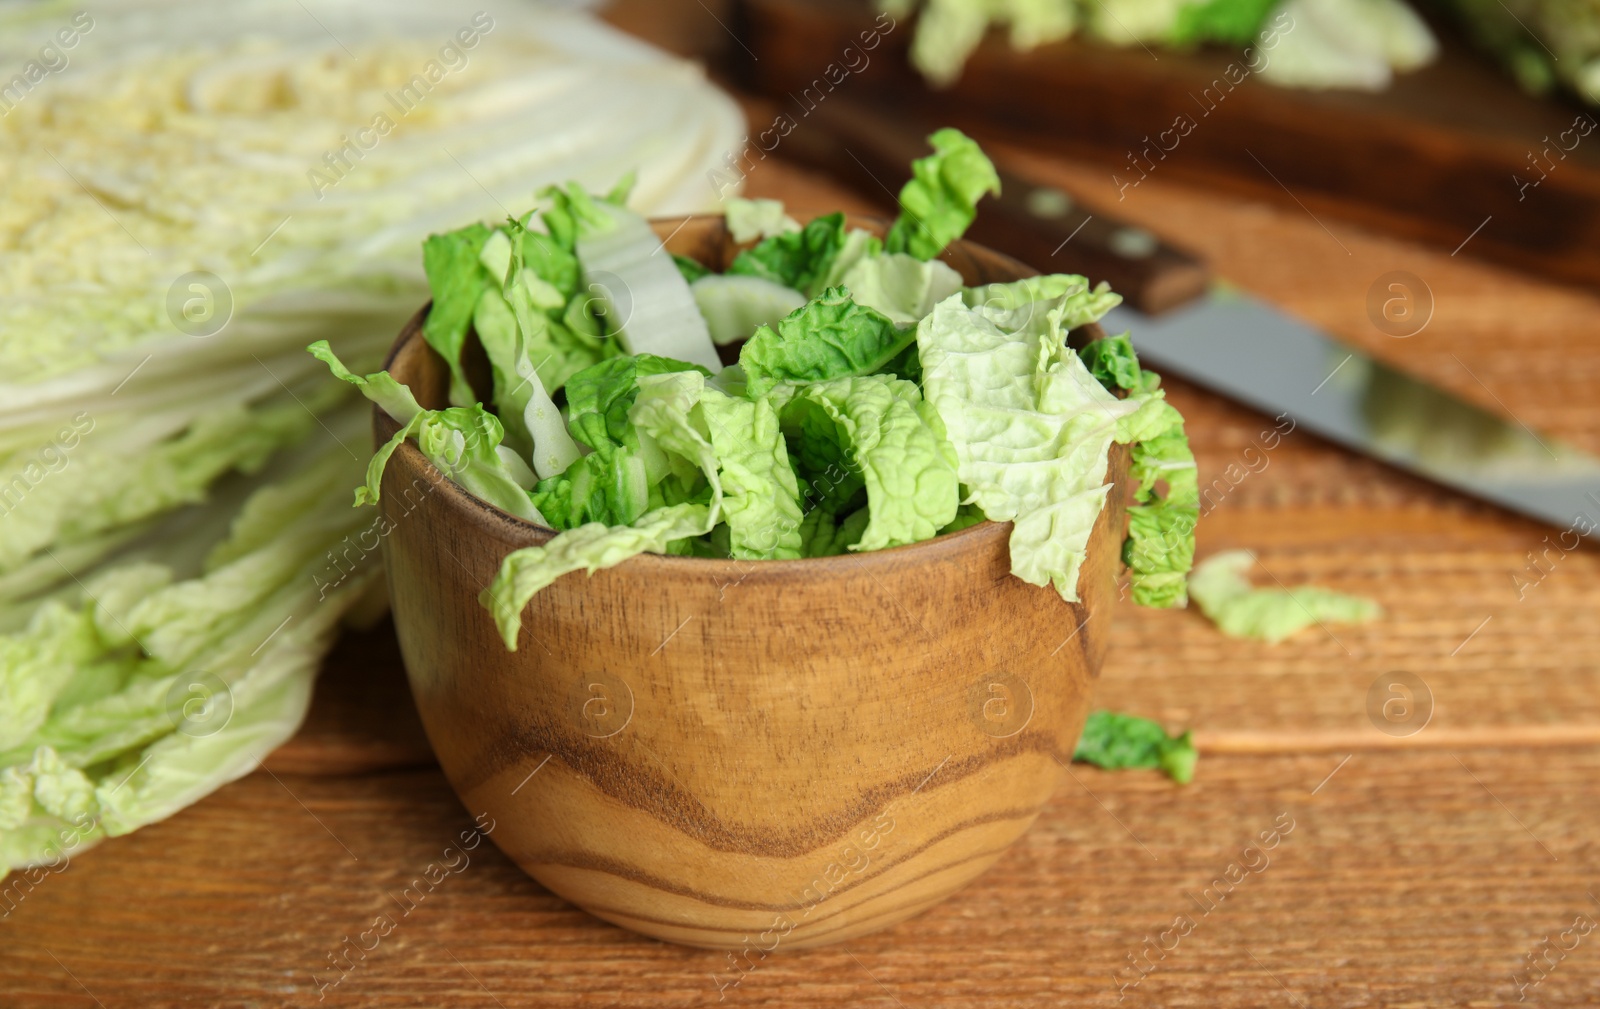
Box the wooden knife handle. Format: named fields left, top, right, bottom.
left=776, top=98, right=1211, bottom=315
left=971, top=170, right=1212, bottom=315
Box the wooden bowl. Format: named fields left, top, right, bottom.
left=375, top=214, right=1128, bottom=951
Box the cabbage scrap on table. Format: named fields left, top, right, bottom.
left=1073, top=710, right=1198, bottom=784
left=1189, top=549, right=1381, bottom=643
left=313, top=129, right=1202, bottom=653
left=0, top=0, right=743, bottom=885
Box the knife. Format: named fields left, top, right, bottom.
left=761, top=98, right=1600, bottom=538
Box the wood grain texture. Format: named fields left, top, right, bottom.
left=4, top=749, right=1598, bottom=1007
left=373, top=215, right=1130, bottom=950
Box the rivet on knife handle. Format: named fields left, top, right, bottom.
left=965, top=176, right=1211, bottom=316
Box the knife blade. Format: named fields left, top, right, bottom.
left=754, top=96, right=1600, bottom=537
left=1105, top=291, right=1600, bottom=537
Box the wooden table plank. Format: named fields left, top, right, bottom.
left=4, top=748, right=1596, bottom=1007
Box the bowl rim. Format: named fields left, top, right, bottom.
left=376, top=212, right=1119, bottom=577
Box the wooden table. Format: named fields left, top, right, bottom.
left=6, top=10, right=1600, bottom=1008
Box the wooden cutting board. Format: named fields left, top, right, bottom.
left=732, top=0, right=1600, bottom=293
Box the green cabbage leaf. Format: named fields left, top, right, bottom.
left=1189, top=549, right=1381, bottom=642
